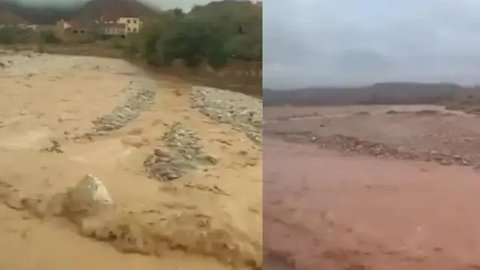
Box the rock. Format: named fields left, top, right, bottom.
left=440, top=159, right=453, bottom=166
left=154, top=147, right=170, bottom=157
left=198, top=154, right=218, bottom=165
left=62, top=174, right=113, bottom=220
left=91, top=79, right=156, bottom=134
left=41, top=139, right=63, bottom=153
left=453, top=155, right=463, bottom=161
left=190, top=86, right=261, bottom=144
left=461, top=159, right=471, bottom=166
left=145, top=123, right=215, bottom=181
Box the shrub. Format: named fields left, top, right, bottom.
left=41, top=30, right=60, bottom=44
left=125, top=1, right=261, bottom=68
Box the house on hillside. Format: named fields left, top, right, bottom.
left=18, top=24, right=38, bottom=31
left=117, top=17, right=142, bottom=34
left=0, top=23, right=38, bottom=31
left=101, top=22, right=125, bottom=37
left=56, top=19, right=71, bottom=31
left=55, top=19, right=92, bottom=42
left=96, top=16, right=142, bottom=37
left=54, top=15, right=143, bottom=41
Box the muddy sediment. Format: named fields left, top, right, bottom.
left=264, top=105, right=480, bottom=270
left=264, top=137, right=480, bottom=270
left=0, top=178, right=262, bottom=270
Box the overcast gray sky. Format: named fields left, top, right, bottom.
left=10, top=0, right=214, bottom=11
left=264, top=0, right=480, bottom=89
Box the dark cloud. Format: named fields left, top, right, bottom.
left=264, top=0, right=480, bottom=89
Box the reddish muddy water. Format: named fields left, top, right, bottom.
left=264, top=137, right=480, bottom=270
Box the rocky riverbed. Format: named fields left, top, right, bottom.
left=274, top=131, right=477, bottom=168
left=190, top=86, right=262, bottom=144
left=265, top=104, right=480, bottom=170
left=92, top=79, right=156, bottom=133
left=144, top=122, right=218, bottom=181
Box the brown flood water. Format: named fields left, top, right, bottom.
left=264, top=137, right=480, bottom=270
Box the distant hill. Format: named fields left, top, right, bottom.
left=0, top=0, right=159, bottom=25
left=264, top=82, right=467, bottom=106
left=0, top=1, right=29, bottom=24
left=190, top=0, right=261, bottom=20
left=72, top=0, right=159, bottom=23
left=10, top=6, right=79, bottom=24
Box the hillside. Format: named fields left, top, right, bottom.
left=190, top=0, right=261, bottom=20
left=264, top=82, right=465, bottom=106
left=8, top=6, right=78, bottom=24
left=72, top=0, right=159, bottom=23
left=0, top=0, right=159, bottom=25
left=0, top=1, right=28, bottom=24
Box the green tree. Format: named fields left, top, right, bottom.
left=125, top=1, right=261, bottom=67
left=40, top=30, right=60, bottom=44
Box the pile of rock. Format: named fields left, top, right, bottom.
left=190, top=86, right=262, bottom=144
left=40, top=139, right=63, bottom=153
left=281, top=132, right=476, bottom=167
left=144, top=122, right=217, bottom=181
left=92, top=80, right=156, bottom=133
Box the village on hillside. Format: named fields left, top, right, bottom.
left=0, top=0, right=148, bottom=42
left=0, top=0, right=262, bottom=44
left=0, top=0, right=262, bottom=88
left=54, top=16, right=143, bottom=42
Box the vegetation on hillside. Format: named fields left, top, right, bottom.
left=0, top=1, right=262, bottom=69
left=0, top=27, right=36, bottom=44
left=125, top=2, right=262, bottom=68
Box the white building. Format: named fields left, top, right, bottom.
left=116, top=17, right=142, bottom=34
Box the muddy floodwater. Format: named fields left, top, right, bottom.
left=0, top=51, right=262, bottom=270
left=264, top=105, right=480, bottom=270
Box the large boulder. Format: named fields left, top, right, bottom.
left=62, top=174, right=113, bottom=222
